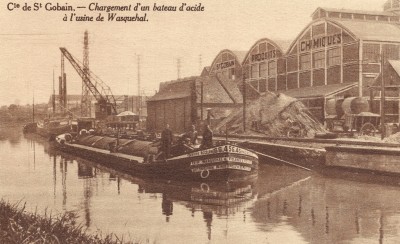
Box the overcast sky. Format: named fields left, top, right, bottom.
left=0, top=0, right=384, bottom=106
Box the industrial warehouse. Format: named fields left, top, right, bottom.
left=147, top=0, right=400, bottom=135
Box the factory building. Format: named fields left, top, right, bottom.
left=243, top=3, right=400, bottom=123
left=242, top=38, right=291, bottom=101
left=147, top=0, right=400, bottom=130
left=200, top=49, right=245, bottom=122
left=208, top=49, right=246, bottom=80
left=146, top=77, right=197, bottom=133
left=242, top=6, right=400, bottom=122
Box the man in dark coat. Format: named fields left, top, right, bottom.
left=201, top=124, right=213, bottom=149
left=161, top=124, right=173, bottom=159
left=186, top=125, right=198, bottom=145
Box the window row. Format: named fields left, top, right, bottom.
left=247, top=43, right=400, bottom=83
left=250, top=61, right=277, bottom=79
left=249, top=64, right=360, bottom=92
left=249, top=48, right=343, bottom=79
left=299, top=48, right=341, bottom=70
left=363, top=43, right=400, bottom=63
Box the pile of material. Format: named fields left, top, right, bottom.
left=214, top=93, right=326, bottom=138
left=383, top=132, right=400, bottom=143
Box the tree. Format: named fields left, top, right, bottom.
left=8, top=104, right=18, bottom=113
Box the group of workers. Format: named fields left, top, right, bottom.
left=160, top=123, right=213, bottom=159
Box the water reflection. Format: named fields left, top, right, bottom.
left=0, top=125, right=22, bottom=145
left=162, top=193, right=173, bottom=222
left=0, top=128, right=398, bottom=243
left=82, top=175, right=93, bottom=227
left=61, top=157, right=67, bottom=208
left=81, top=159, right=260, bottom=239
left=53, top=156, right=56, bottom=200
left=203, top=211, right=212, bottom=240
left=78, top=163, right=94, bottom=179
left=251, top=171, right=400, bottom=243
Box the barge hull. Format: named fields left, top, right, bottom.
left=59, top=142, right=258, bottom=182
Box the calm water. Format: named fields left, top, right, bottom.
left=1, top=126, right=400, bottom=243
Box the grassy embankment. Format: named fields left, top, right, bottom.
left=0, top=199, right=140, bottom=244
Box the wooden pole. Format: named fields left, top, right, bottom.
left=225, top=125, right=228, bottom=142
left=381, top=52, right=385, bottom=140
left=246, top=147, right=311, bottom=171
left=137, top=55, right=141, bottom=118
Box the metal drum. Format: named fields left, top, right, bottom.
left=325, top=98, right=337, bottom=116
left=342, top=97, right=369, bottom=115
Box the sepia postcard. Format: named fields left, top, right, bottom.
left=1, top=0, right=400, bottom=243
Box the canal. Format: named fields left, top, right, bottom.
left=1, top=126, right=400, bottom=243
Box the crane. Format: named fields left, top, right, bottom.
left=59, top=47, right=118, bottom=118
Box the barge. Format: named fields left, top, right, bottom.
left=36, top=119, right=71, bottom=139
left=56, top=134, right=259, bottom=182
left=325, top=145, right=400, bottom=175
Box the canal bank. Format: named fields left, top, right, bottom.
left=215, top=134, right=400, bottom=174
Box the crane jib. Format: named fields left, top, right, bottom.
left=59, top=47, right=117, bottom=114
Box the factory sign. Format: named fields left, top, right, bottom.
left=300, top=33, right=342, bottom=52
left=215, top=60, right=235, bottom=70
left=251, top=49, right=276, bottom=63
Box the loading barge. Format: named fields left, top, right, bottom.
left=55, top=134, right=259, bottom=182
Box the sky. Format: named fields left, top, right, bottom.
left=0, top=0, right=385, bottom=106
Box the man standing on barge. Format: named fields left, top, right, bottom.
left=201, top=124, right=213, bottom=149
left=186, top=124, right=198, bottom=145
left=161, top=124, right=173, bottom=159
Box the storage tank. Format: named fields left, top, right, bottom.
left=325, top=98, right=345, bottom=118
left=336, top=99, right=345, bottom=118
left=325, top=99, right=337, bottom=115
left=341, top=97, right=370, bottom=115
